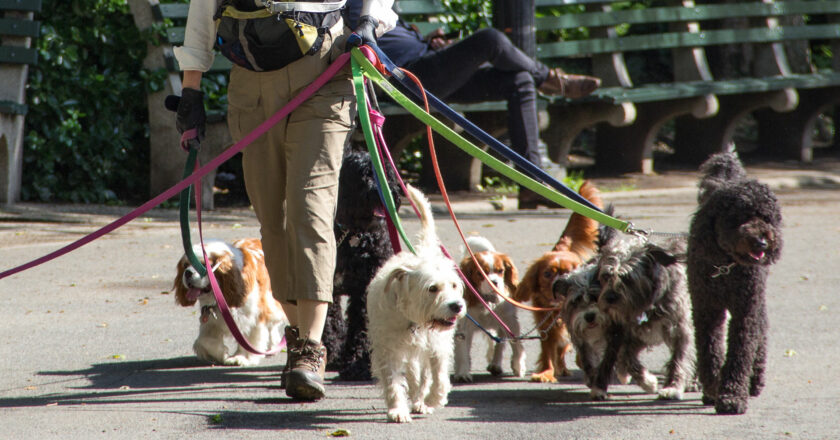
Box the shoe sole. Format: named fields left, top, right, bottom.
left=286, top=381, right=325, bottom=401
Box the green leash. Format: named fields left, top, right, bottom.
left=179, top=146, right=206, bottom=276
left=349, top=48, right=631, bottom=233
left=352, top=56, right=416, bottom=255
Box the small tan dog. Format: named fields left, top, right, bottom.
left=366, top=184, right=466, bottom=423
left=173, top=238, right=286, bottom=366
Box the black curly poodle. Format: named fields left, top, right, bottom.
left=687, top=152, right=783, bottom=415
left=323, top=145, right=402, bottom=381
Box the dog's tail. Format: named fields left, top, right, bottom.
left=553, top=180, right=604, bottom=262
left=405, top=184, right=439, bottom=250
left=697, top=152, right=747, bottom=204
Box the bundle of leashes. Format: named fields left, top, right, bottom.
left=0, top=40, right=641, bottom=348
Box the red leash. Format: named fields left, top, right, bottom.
left=0, top=52, right=351, bottom=282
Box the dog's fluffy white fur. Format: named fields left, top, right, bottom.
left=173, top=238, right=287, bottom=367
left=366, top=184, right=466, bottom=423
left=454, top=236, right=525, bottom=382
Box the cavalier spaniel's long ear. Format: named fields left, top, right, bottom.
left=502, top=254, right=519, bottom=294
left=513, top=261, right=540, bottom=302
left=173, top=258, right=197, bottom=307
left=214, top=252, right=246, bottom=309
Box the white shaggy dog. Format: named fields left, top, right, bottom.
left=366, top=184, right=466, bottom=423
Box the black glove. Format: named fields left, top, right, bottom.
left=175, top=88, right=206, bottom=142
left=348, top=15, right=379, bottom=48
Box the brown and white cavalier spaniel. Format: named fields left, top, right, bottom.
left=173, top=238, right=286, bottom=366
left=454, top=236, right=525, bottom=382
left=514, top=181, right=604, bottom=382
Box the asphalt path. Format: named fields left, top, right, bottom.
left=0, top=182, right=838, bottom=439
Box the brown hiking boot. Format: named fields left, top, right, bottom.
left=280, top=326, right=299, bottom=389
left=285, top=337, right=327, bottom=401
left=538, top=68, right=601, bottom=99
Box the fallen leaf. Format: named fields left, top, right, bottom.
left=24, top=386, right=36, bottom=391
left=329, top=429, right=351, bottom=437
left=111, top=354, right=125, bottom=360
left=784, top=349, right=797, bottom=358
left=139, top=298, right=149, bottom=305
left=232, top=223, right=243, bottom=229
left=46, top=403, right=57, bottom=407
left=209, top=414, right=223, bottom=424
left=819, top=305, right=828, bottom=312
left=97, top=323, right=108, bottom=328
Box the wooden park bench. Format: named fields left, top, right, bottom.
left=0, top=0, right=41, bottom=204
left=534, top=0, right=840, bottom=174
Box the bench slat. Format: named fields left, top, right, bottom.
left=0, top=45, right=36, bottom=64
left=0, top=99, right=27, bottom=115
left=0, top=0, right=41, bottom=12
left=537, top=24, right=840, bottom=58
left=0, top=17, right=39, bottom=37
left=156, top=3, right=189, bottom=21
left=536, top=1, right=840, bottom=31
left=394, top=0, right=447, bottom=15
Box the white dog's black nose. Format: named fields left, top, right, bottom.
left=449, top=302, right=463, bottom=314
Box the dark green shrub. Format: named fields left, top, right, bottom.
left=23, top=0, right=152, bottom=203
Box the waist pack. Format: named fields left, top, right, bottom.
left=214, top=1, right=343, bottom=72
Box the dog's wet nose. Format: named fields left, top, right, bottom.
left=584, top=312, right=596, bottom=323
left=449, top=302, right=463, bottom=314
left=755, top=237, right=768, bottom=250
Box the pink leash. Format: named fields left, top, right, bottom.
left=0, top=52, right=351, bottom=281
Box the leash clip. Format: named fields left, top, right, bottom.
left=625, top=223, right=650, bottom=240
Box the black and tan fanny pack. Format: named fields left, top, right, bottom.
left=214, top=0, right=345, bottom=72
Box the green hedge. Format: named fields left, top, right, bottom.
left=23, top=0, right=155, bottom=203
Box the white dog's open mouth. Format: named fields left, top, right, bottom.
left=430, top=317, right=458, bottom=329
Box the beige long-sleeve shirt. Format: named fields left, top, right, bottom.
left=173, top=0, right=397, bottom=72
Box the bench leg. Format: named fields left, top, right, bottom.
left=0, top=114, right=24, bottom=204
left=542, top=102, right=636, bottom=170
left=673, top=90, right=797, bottom=165
left=755, top=87, right=840, bottom=162
left=596, top=97, right=716, bottom=174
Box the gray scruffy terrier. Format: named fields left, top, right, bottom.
left=586, top=226, right=696, bottom=401
left=688, top=152, right=783, bottom=415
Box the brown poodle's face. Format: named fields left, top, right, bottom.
left=718, top=216, right=781, bottom=266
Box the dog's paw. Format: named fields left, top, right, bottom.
left=424, top=394, right=448, bottom=409
left=615, top=371, right=632, bottom=385
left=638, top=371, right=659, bottom=394
left=453, top=373, right=473, bottom=383
left=224, top=355, right=260, bottom=367
left=411, top=402, right=434, bottom=415
left=589, top=388, right=609, bottom=401
left=530, top=371, right=558, bottom=383
left=657, top=387, right=684, bottom=400
left=486, top=364, right=503, bottom=377
left=715, top=394, right=748, bottom=415
left=387, top=408, right=413, bottom=423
